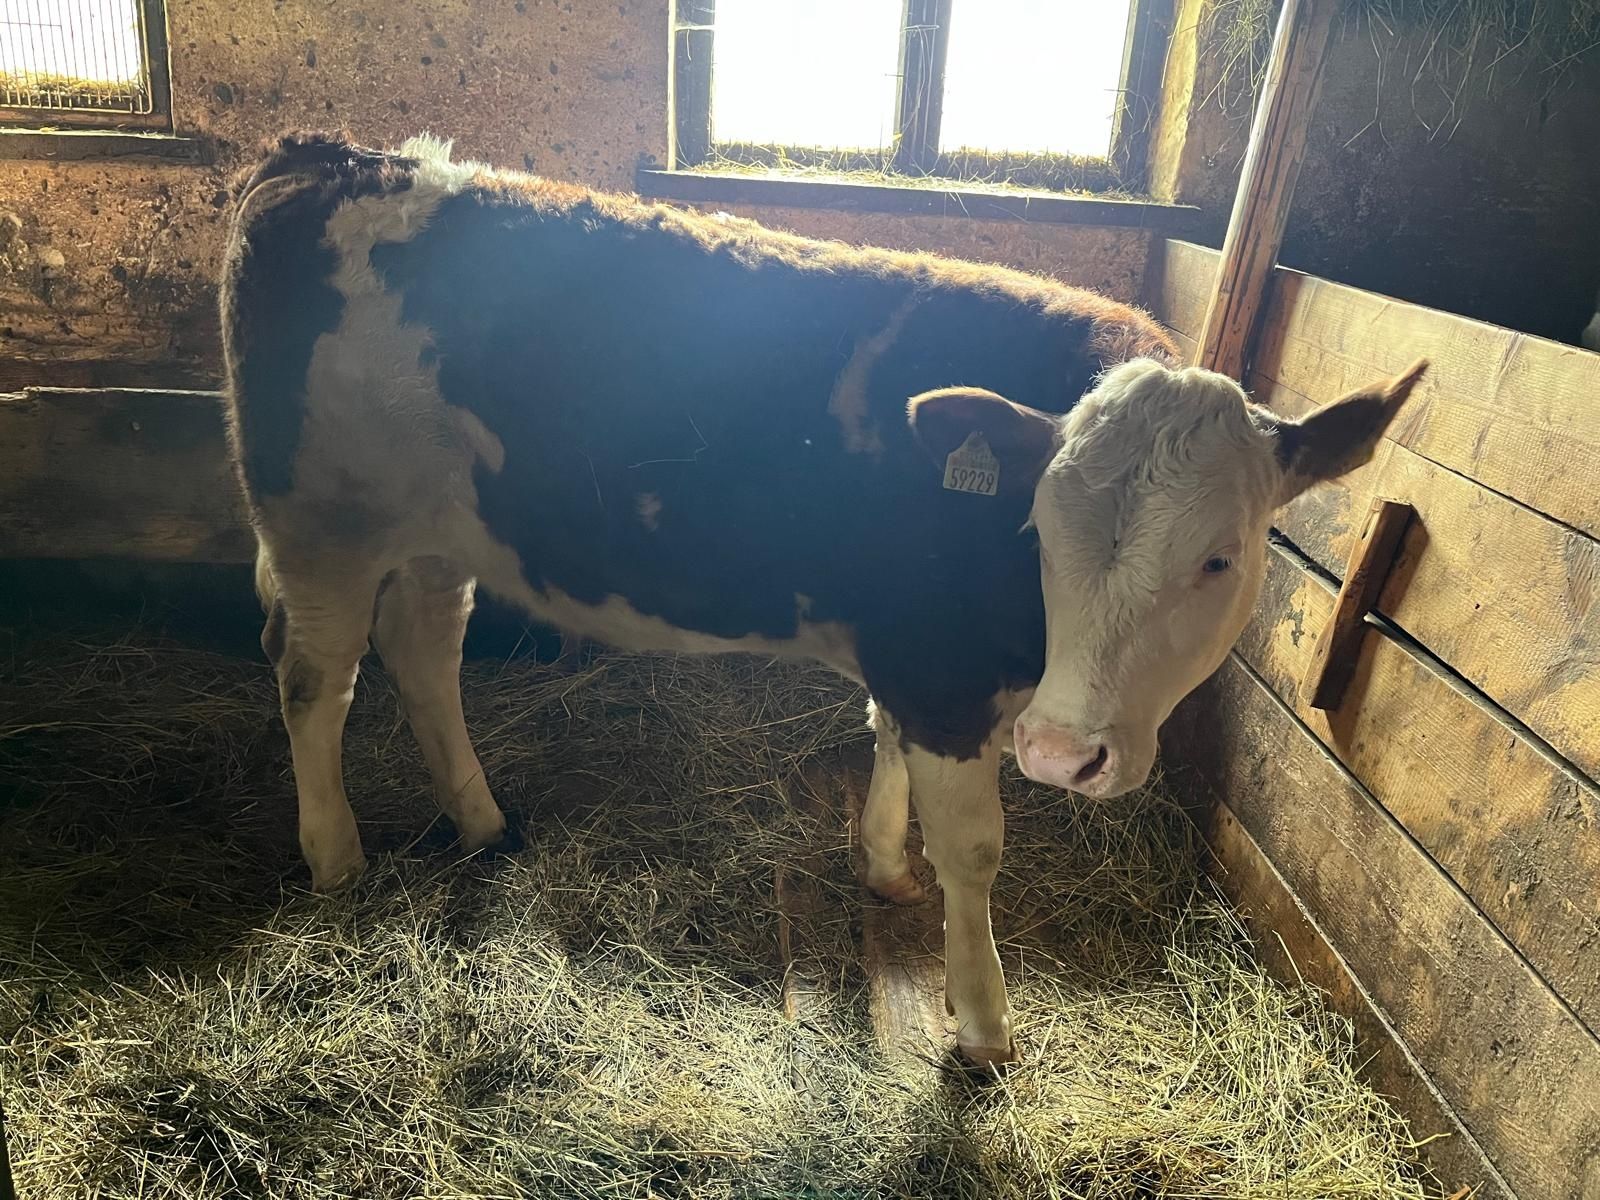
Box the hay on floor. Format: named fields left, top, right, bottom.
left=0, top=629, right=1436, bottom=1198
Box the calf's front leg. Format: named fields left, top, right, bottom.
left=900, top=738, right=1014, bottom=1066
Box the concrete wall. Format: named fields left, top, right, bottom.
left=0, top=0, right=1152, bottom=389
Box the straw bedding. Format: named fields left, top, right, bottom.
left=0, top=626, right=1435, bottom=1198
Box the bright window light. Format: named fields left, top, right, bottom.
left=1, top=0, right=147, bottom=110
left=712, top=0, right=903, bottom=150
left=939, top=0, right=1133, bottom=157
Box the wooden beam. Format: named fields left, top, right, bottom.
left=892, top=0, right=952, bottom=175
left=1168, top=656, right=1600, bottom=1200
left=669, top=0, right=715, bottom=169
left=1300, top=497, right=1412, bottom=709
left=0, top=388, right=252, bottom=562
left=1193, top=0, right=1340, bottom=378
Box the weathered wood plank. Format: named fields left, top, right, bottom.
left=1300, top=496, right=1413, bottom=710
left=1170, top=655, right=1600, bottom=1200
left=1239, top=546, right=1600, bottom=1031
left=1194, top=0, right=1340, bottom=379
left=0, top=388, right=252, bottom=563
left=1262, top=413, right=1600, bottom=782
left=835, top=764, right=950, bottom=1067
left=1198, top=798, right=1509, bottom=1199
left=1141, top=238, right=1217, bottom=344
left=1254, top=267, right=1600, bottom=538
left=777, top=764, right=843, bottom=1098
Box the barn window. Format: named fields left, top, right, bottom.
left=670, top=0, right=1167, bottom=193
left=0, top=0, right=172, bottom=130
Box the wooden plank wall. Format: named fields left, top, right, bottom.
left=1148, top=238, right=1600, bottom=1200
left=0, top=388, right=252, bottom=562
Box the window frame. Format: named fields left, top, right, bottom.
left=0, top=0, right=173, bottom=132
left=669, top=0, right=1171, bottom=194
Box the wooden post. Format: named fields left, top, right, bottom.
left=669, top=0, right=715, bottom=169
left=1195, top=0, right=1340, bottom=378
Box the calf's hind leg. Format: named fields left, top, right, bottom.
left=261, top=559, right=386, bottom=892
left=859, top=701, right=925, bottom=904
left=371, top=558, right=506, bottom=852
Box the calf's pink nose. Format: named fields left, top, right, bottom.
left=1015, top=721, right=1113, bottom=792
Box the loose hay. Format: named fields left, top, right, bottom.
left=1, top=628, right=1435, bottom=1198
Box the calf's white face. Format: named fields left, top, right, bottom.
left=910, top=356, right=1427, bottom=798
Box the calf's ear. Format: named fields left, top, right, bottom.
left=1264, top=358, right=1429, bottom=504
left=907, top=387, right=1060, bottom=493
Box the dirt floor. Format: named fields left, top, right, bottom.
left=0, top=625, right=1437, bottom=1198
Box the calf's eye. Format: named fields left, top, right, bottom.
left=1202, top=555, right=1233, bottom=576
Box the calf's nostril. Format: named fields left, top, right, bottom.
left=1072, top=744, right=1109, bottom=786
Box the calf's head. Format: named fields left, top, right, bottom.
left=910, top=356, right=1427, bottom=798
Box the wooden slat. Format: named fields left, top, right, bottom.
left=1200, top=799, right=1508, bottom=1199
left=0, top=388, right=252, bottom=562
left=1240, top=546, right=1600, bottom=1030
left=1255, top=267, right=1600, bottom=539
left=1168, top=655, right=1600, bottom=1200
left=835, top=764, right=950, bottom=1068
left=1300, top=496, right=1413, bottom=710
left=778, top=764, right=843, bottom=1098
left=1263, top=417, right=1600, bottom=783
left=1141, top=238, right=1217, bottom=348
left=1194, top=0, right=1340, bottom=379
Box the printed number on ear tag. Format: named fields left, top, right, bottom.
left=943, top=433, right=1000, bottom=496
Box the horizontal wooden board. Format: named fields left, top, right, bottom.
left=1255, top=266, right=1600, bottom=539
left=0, top=388, right=252, bottom=563
left=1168, top=656, right=1600, bottom=1200
left=1239, top=545, right=1600, bottom=1031
left=1140, top=237, right=1216, bottom=348
left=1144, top=240, right=1600, bottom=539
left=1263, top=412, right=1600, bottom=783
left=1200, top=799, right=1508, bottom=1199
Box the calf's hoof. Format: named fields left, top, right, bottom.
left=866, top=868, right=928, bottom=906
left=457, top=809, right=509, bottom=854
left=957, top=1038, right=1020, bottom=1072
left=310, top=850, right=369, bottom=893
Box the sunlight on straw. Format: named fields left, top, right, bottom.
left=0, top=0, right=143, bottom=88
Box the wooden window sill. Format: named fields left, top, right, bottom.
left=636, top=168, right=1197, bottom=231
left=0, top=129, right=212, bottom=164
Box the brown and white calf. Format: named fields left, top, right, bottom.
left=222, top=132, right=1424, bottom=1066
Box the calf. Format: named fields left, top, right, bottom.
left=222, top=132, right=1424, bottom=1066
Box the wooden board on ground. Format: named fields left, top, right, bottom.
left=1239, top=544, right=1600, bottom=1034
left=833, top=757, right=952, bottom=1069
left=777, top=764, right=842, bottom=1097
left=1167, top=656, right=1600, bottom=1200
left=1199, top=799, right=1508, bottom=1200
left=0, top=388, right=252, bottom=562
left=1262, top=419, right=1600, bottom=783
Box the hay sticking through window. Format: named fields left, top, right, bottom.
left=2, top=630, right=1433, bottom=1197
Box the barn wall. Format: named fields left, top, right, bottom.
left=0, top=0, right=1153, bottom=389
left=1155, top=5, right=1600, bottom=345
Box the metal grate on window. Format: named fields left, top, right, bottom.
left=0, top=0, right=153, bottom=115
